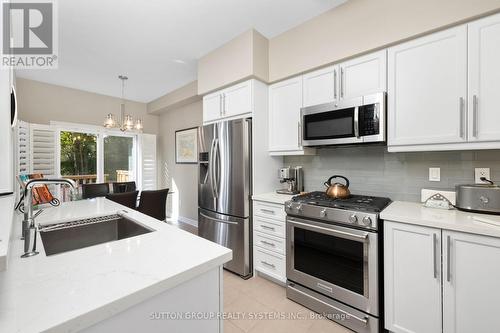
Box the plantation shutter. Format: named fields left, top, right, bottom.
left=16, top=120, right=30, bottom=175
left=138, top=133, right=157, bottom=190
left=30, top=124, right=57, bottom=177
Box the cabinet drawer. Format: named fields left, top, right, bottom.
left=253, top=216, right=285, bottom=239
left=254, top=201, right=285, bottom=220
left=254, top=246, right=286, bottom=282
left=254, top=231, right=285, bottom=255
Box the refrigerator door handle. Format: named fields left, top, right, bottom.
left=199, top=212, right=239, bottom=225
left=208, top=138, right=217, bottom=199
left=213, top=138, right=220, bottom=199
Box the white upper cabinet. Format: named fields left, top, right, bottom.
left=388, top=26, right=467, bottom=150
left=384, top=222, right=442, bottom=333
left=223, top=80, right=253, bottom=118
left=339, top=50, right=387, bottom=100
left=303, top=65, right=338, bottom=107
left=468, top=13, right=500, bottom=143
left=202, top=79, right=253, bottom=124
left=268, top=77, right=314, bottom=155
left=203, top=92, right=222, bottom=123
left=443, top=231, right=500, bottom=333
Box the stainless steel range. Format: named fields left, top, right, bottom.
left=285, top=192, right=391, bottom=333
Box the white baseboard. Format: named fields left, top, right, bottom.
left=178, top=216, right=198, bottom=227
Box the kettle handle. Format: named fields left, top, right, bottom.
left=326, top=175, right=350, bottom=188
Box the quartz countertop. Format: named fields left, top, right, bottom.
left=252, top=192, right=296, bottom=205
left=381, top=201, right=500, bottom=238
left=0, top=198, right=232, bottom=333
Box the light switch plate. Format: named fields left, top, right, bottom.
left=475, top=168, right=491, bottom=184
left=429, top=168, right=441, bottom=182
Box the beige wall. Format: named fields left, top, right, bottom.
left=158, top=100, right=202, bottom=222
left=268, top=0, right=500, bottom=82
left=147, top=81, right=200, bottom=115
left=197, top=29, right=269, bottom=95
left=16, top=78, right=159, bottom=134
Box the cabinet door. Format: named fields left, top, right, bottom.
left=223, top=80, right=252, bottom=118
left=384, top=222, right=442, bottom=333
left=202, top=92, right=222, bottom=123
left=268, top=77, right=303, bottom=152
left=303, top=65, right=338, bottom=107
left=340, top=50, right=386, bottom=100
left=388, top=26, right=467, bottom=148
left=443, top=231, right=500, bottom=333
left=468, top=13, right=500, bottom=142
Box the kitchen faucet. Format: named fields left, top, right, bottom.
left=22, top=178, right=77, bottom=258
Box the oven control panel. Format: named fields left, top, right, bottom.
left=285, top=201, right=379, bottom=231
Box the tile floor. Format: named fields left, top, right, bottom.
left=223, top=270, right=352, bottom=333
left=168, top=220, right=352, bottom=333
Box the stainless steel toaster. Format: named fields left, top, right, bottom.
left=456, top=184, right=500, bottom=215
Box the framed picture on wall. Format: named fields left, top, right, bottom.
left=175, top=127, right=198, bottom=164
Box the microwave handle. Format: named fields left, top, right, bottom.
left=354, top=106, right=360, bottom=139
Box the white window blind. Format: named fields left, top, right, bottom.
left=30, top=124, right=57, bottom=177
left=138, top=133, right=157, bottom=191
left=16, top=120, right=30, bottom=175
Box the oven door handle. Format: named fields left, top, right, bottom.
left=289, top=220, right=369, bottom=243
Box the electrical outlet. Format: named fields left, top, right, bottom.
left=475, top=168, right=491, bottom=184
left=429, top=168, right=441, bottom=182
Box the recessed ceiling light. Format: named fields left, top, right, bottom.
left=172, top=59, right=187, bottom=64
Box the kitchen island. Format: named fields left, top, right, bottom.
left=0, top=198, right=232, bottom=333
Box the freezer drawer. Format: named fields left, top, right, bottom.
left=198, top=208, right=252, bottom=278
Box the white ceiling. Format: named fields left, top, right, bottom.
left=16, top=0, right=347, bottom=103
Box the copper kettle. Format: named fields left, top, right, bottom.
left=324, top=175, right=351, bottom=199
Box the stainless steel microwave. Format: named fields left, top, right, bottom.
left=301, top=93, right=386, bottom=147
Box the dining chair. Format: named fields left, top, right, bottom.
left=81, top=183, right=110, bottom=199
left=105, top=191, right=139, bottom=210
left=112, top=181, right=137, bottom=194
left=137, top=189, right=169, bottom=221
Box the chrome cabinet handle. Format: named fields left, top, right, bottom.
left=260, top=208, right=275, bottom=215
left=260, top=240, right=276, bottom=247
left=260, top=225, right=276, bottom=231
left=473, top=95, right=478, bottom=138
left=446, top=235, right=452, bottom=282
left=433, top=233, right=438, bottom=279
left=333, top=69, right=337, bottom=100
left=260, top=261, right=276, bottom=268
left=459, top=97, right=465, bottom=139
left=340, top=68, right=345, bottom=98
left=219, top=95, right=223, bottom=116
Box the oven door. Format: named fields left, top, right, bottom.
left=286, top=216, right=379, bottom=316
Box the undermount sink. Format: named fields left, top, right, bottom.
left=39, top=214, right=154, bottom=256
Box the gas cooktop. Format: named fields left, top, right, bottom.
left=291, top=191, right=392, bottom=213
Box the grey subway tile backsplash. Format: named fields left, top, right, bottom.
left=284, top=146, right=500, bottom=202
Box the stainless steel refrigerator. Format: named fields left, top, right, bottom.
left=198, top=118, right=252, bottom=278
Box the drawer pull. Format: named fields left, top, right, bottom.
left=260, top=240, right=276, bottom=247
left=260, top=261, right=276, bottom=268
left=260, top=225, right=276, bottom=231
left=260, top=209, right=276, bottom=215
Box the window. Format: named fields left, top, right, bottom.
left=60, top=131, right=98, bottom=184
left=104, top=135, right=135, bottom=182
left=58, top=126, right=137, bottom=189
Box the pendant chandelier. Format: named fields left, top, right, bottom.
left=104, top=75, right=143, bottom=132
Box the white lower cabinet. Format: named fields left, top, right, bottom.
left=385, top=221, right=500, bottom=333
left=384, top=222, right=442, bottom=333
left=443, top=231, right=500, bottom=333
left=253, top=200, right=286, bottom=283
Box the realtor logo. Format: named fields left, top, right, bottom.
left=1, top=0, right=58, bottom=68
